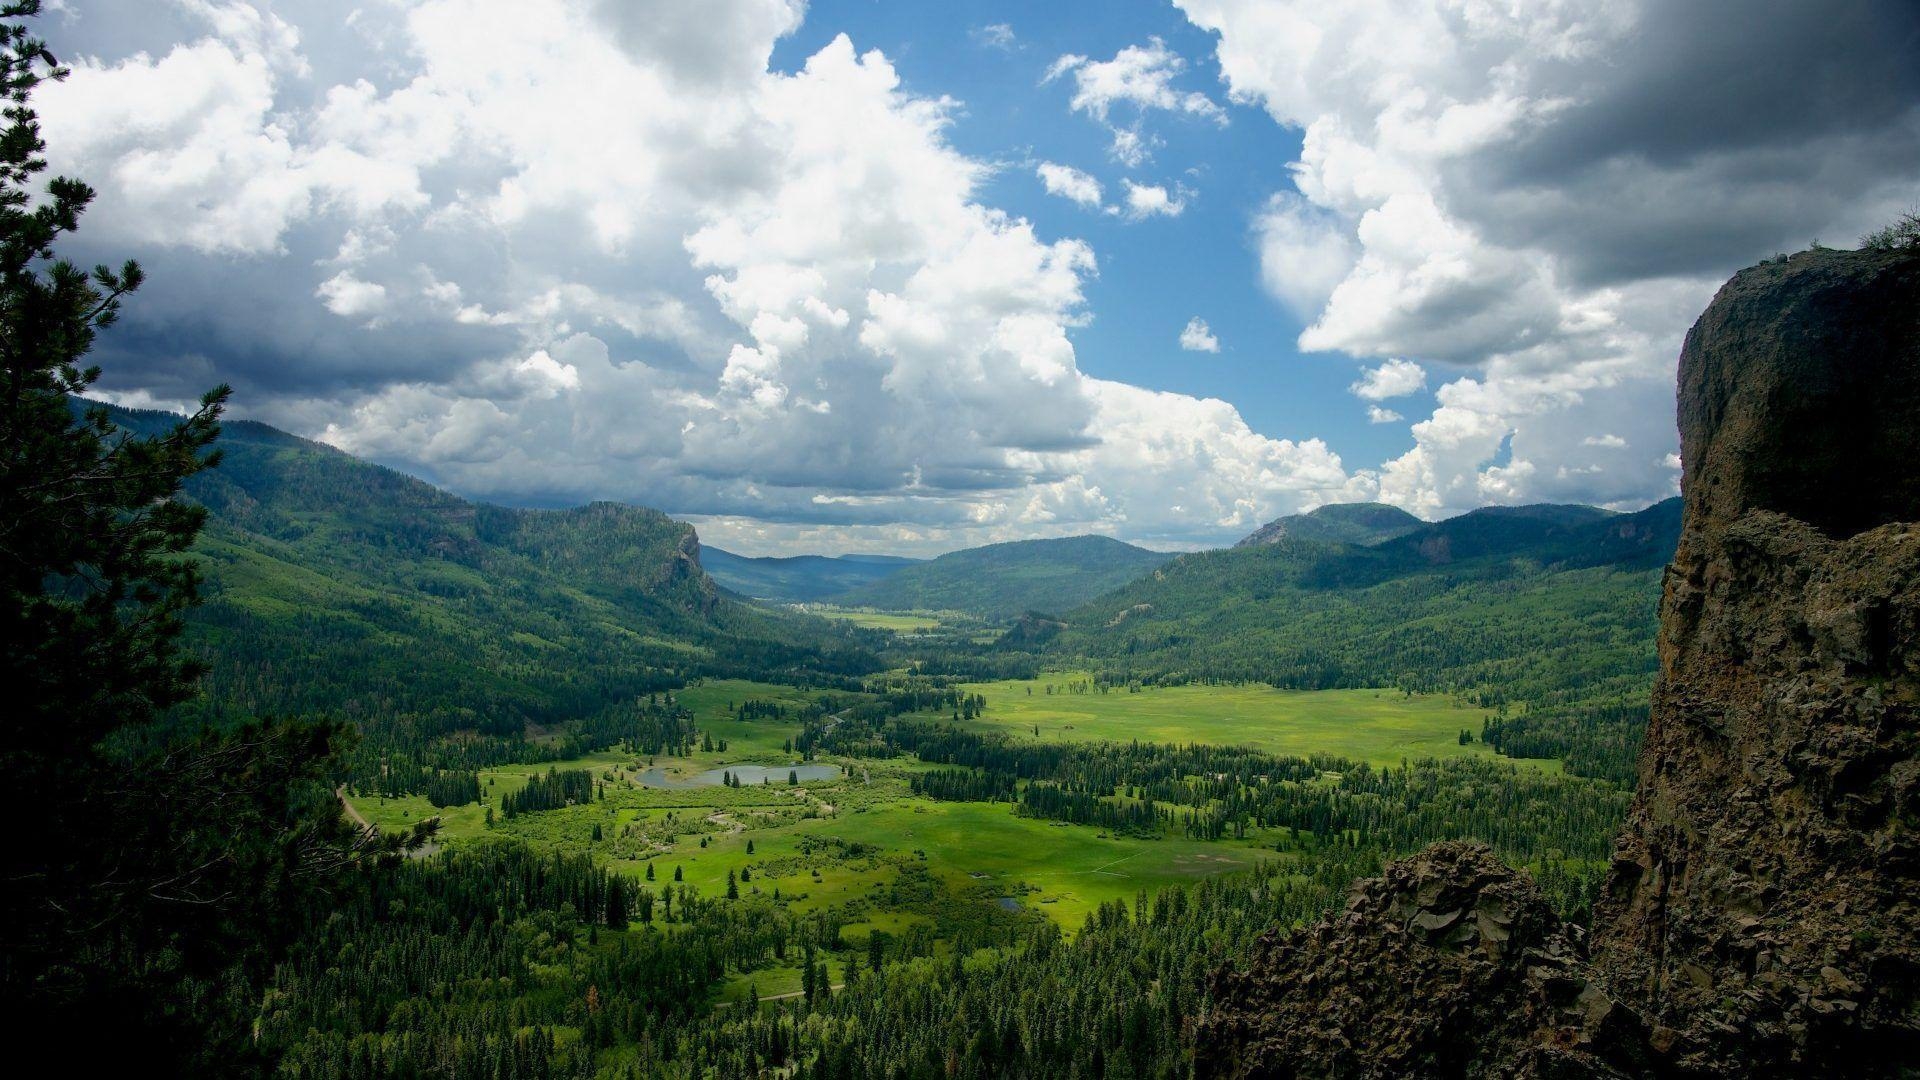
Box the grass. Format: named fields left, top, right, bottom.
left=803, top=606, right=945, bottom=632
left=949, top=673, right=1547, bottom=768
left=343, top=678, right=1557, bottom=975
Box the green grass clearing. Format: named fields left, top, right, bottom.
left=951, top=674, right=1556, bottom=769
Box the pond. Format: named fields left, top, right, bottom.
left=635, top=763, right=842, bottom=789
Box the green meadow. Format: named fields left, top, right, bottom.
left=344, top=671, right=1554, bottom=1007
left=804, top=606, right=946, bottom=631
left=949, top=673, right=1539, bottom=768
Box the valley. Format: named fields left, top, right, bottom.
left=10, top=2, right=1915, bottom=1070
left=114, top=399, right=1655, bottom=1073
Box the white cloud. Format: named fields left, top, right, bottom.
left=316, top=270, right=389, bottom=318
left=1254, top=191, right=1356, bottom=320
left=1035, top=161, right=1103, bottom=209
left=1583, top=433, right=1626, bottom=448
left=971, top=23, right=1016, bottom=51
left=1044, top=37, right=1224, bottom=165
left=1349, top=358, right=1425, bottom=401
left=1366, top=406, right=1402, bottom=424
left=1121, top=179, right=1185, bottom=219
left=1176, top=0, right=1920, bottom=517
left=1179, top=316, right=1219, bottom=352
left=45, top=0, right=1368, bottom=550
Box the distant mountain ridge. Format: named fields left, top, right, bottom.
left=833, top=534, right=1170, bottom=620
left=1236, top=502, right=1424, bottom=547
left=700, top=546, right=923, bottom=603
left=94, top=402, right=871, bottom=730
left=1033, top=498, right=1683, bottom=782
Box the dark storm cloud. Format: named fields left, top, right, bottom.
left=1459, top=0, right=1920, bottom=287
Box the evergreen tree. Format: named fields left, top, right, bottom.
left=0, top=6, right=401, bottom=1068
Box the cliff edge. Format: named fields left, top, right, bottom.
left=1198, top=247, right=1920, bottom=1078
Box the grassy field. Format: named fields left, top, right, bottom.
left=950, top=673, right=1543, bottom=768
left=803, top=606, right=945, bottom=631
left=344, top=674, right=1555, bottom=997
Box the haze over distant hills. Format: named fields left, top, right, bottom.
left=699, top=546, right=922, bottom=603
left=831, top=534, right=1172, bottom=620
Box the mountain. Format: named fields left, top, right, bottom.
left=1236, top=502, right=1423, bottom=547
left=699, top=545, right=921, bottom=603
left=832, top=534, right=1171, bottom=619
left=97, top=403, right=873, bottom=739
left=1199, top=245, right=1920, bottom=1080
left=1036, top=499, right=1682, bottom=782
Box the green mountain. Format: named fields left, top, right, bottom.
left=700, top=545, right=921, bottom=602
left=1035, top=499, right=1682, bottom=782
left=97, top=404, right=873, bottom=742
left=833, top=534, right=1172, bottom=619
left=1236, top=502, right=1424, bottom=547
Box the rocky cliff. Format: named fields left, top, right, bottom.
left=1198, top=247, right=1920, bottom=1078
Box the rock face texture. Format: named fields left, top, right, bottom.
left=1198, top=248, right=1920, bottom=1078
left=1592, top=248, right=1920, bottom=1073
left=1197, top=843, right=1645, bottom=1079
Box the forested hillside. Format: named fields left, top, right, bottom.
left=1033, top=500, right=1681, bottom=782
left=834, top=534, right=1170, bottom=619
left=701, top=546, right=921, bottom=602
left=1235, top=501, right=1423, bottom=547
left=98, top=404, right=880, bottom=751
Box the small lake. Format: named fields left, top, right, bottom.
left=636, top=763, right=842, bottom=789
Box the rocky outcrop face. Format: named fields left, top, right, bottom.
left=1589, top=248, right=1920, bottom=1074
left=1198, top=248, right=1920, bottom=1078
left=1198, top=843, right=1645, bottom=1079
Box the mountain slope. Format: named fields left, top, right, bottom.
left=700, top=545, right=920, bottom=602
left=98, top=404, right=873, bottom=741
left=833, top=534, right=1170, bottom=619
left=1236, top=502, right=1423, bottom=547
left=1039, top=500, right=1682, bottom=782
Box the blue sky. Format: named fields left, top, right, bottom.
left=767, top=3, right=1419, bottom=469
left=33, top=0, right=1920, bottom=554
left=781, top=4, right=1366, bottom=443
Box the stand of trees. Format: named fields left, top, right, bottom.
left=0, top=9, right=416, bottom=1069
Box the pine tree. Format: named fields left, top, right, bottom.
left=0, top=5, right=383, bottom=1065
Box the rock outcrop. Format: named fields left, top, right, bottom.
left=1198, top=843, right=1646, bottom=1079
left=1591, top=248, right=1920, bottom=1074
left=1198, top=247, right=1920, bottom=1078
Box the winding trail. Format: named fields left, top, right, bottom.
left=754, top=983, right=846, bottom=1003
left=337, top=785, right=374, bottom=834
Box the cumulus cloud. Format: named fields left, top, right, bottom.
left=1366, top=406, right=1401, bottom=425
left=1121, top=179, right=1185, bottom=219
left=316, top=271, right=388, bottom=319
left=1176, top=0, right=1920, bottom=516
left=41, top=0, right=1367, bottom=551
left=1253, top=191, right=1355, bottom=319
left=1179, top=316, right=1218, bottom=353
left=1035, top=161, right=1103, bottom=208
left=1349, top=358, right=1425, bottom=401
left=1044, top=37, right=1224, bottom=166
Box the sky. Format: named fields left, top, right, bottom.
left=33, top=0, right=1920, bottom=556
